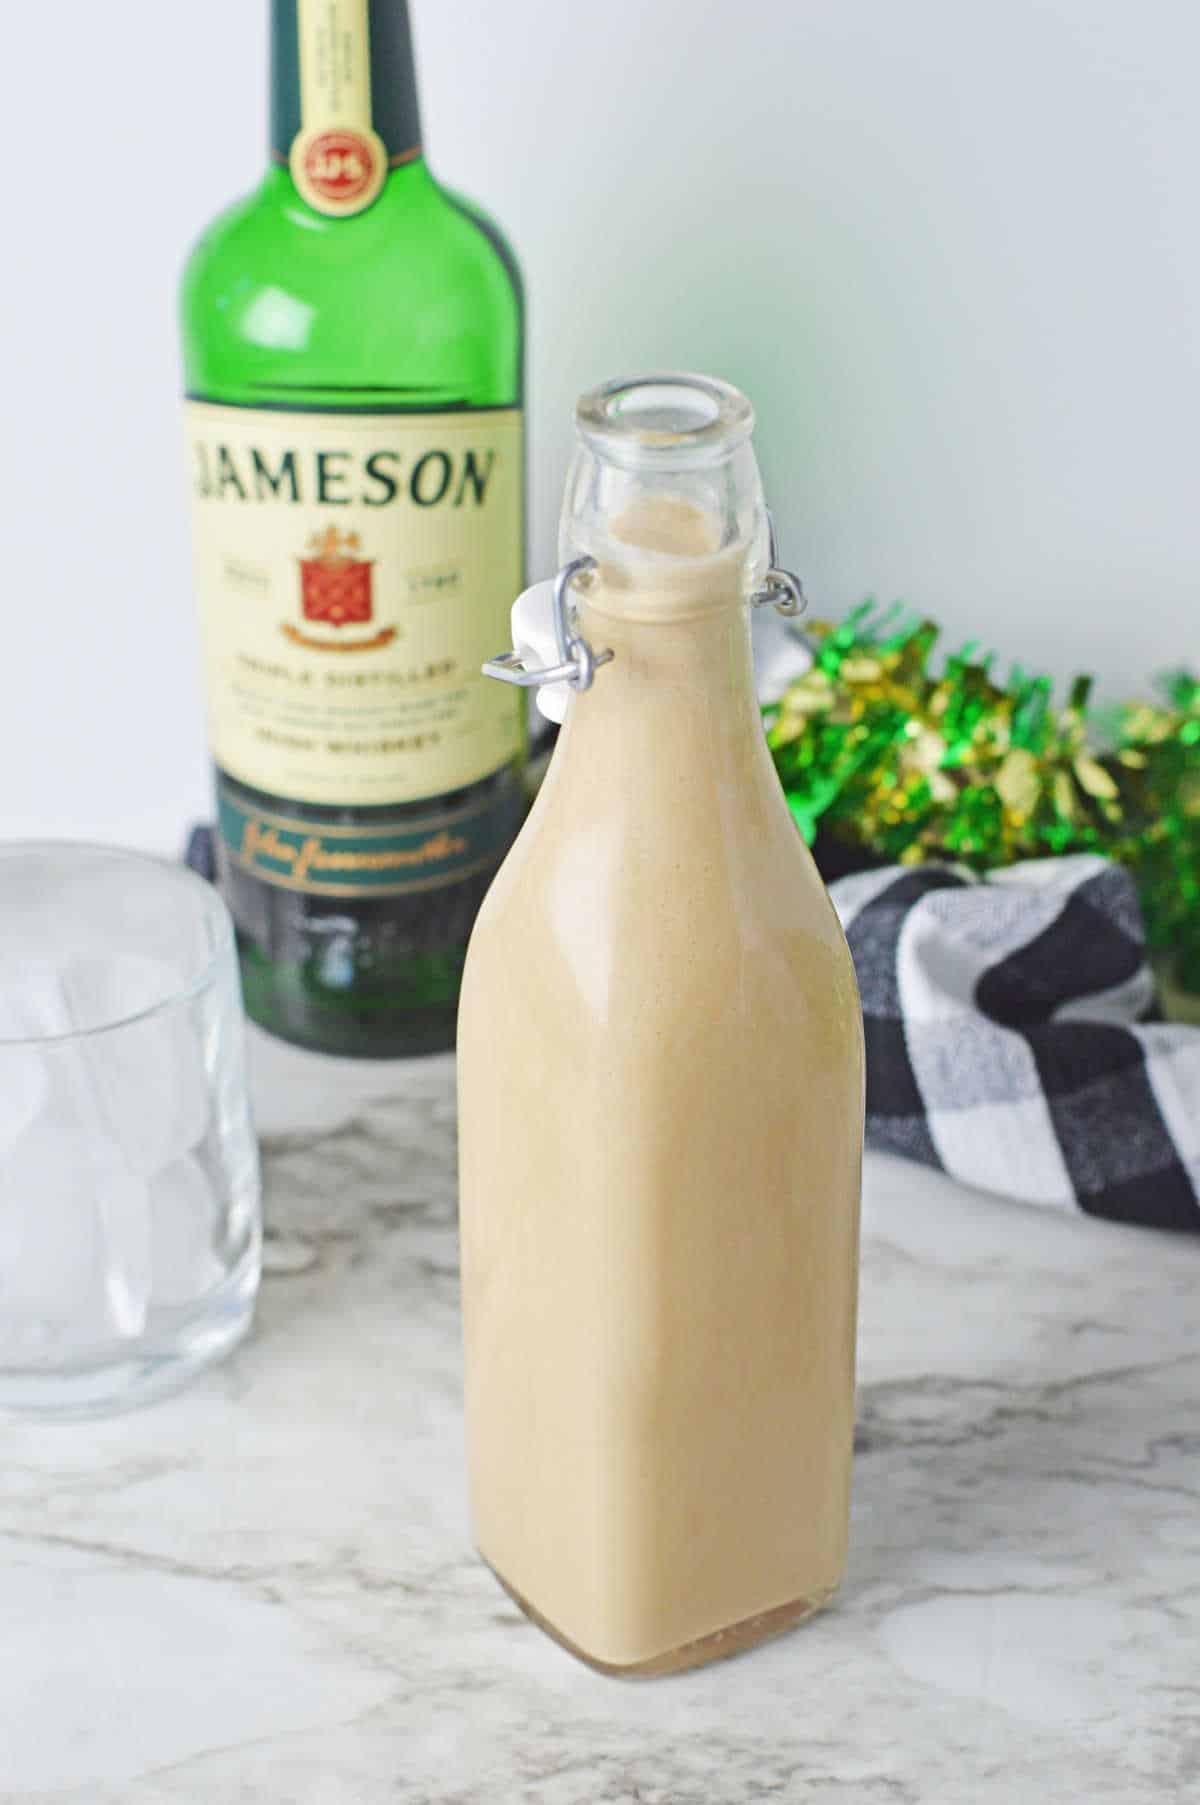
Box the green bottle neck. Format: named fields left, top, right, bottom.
left=270, top=0, right=422, bottom=166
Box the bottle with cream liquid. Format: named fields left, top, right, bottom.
left=457, top=374, right=864, bottom=1675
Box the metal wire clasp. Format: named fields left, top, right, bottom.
left=482, top=556, right=612, bottom=694
left=752, top=512, right=807, bottom=618
left=483, top=515, right=805, bottom=696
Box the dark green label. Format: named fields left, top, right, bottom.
left=271, top=1, right=422, bottom=166
left=218, top=789, right=518, bottom=897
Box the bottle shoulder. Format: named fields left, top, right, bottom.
left=438, top=183, right=525, bottom=314
left=180, top=164, right=523, bottom=408
left=462, top=809, right=862, bottom=1095
left=468, top=746, right=856, bottom=996
left=184, top=165, right=517, bottom=290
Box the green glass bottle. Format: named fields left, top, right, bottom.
left=180, top=0, right=524, bottom=1058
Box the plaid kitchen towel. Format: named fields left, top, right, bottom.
left=831, top=854, right=1200, bottom=1231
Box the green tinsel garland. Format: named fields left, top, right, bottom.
left=765, top=604, right=1200, bottom=993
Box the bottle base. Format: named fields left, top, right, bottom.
left=485, top=1558, right=839, bottom=1677
left=213, top=768, right=524, bottom=1060
left=242, top=985, right=458, bottom=1060
left=237, top=946, right=459, bottom=1059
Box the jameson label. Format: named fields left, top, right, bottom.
left=185, top=402, right=524, bottom=808
left=218, top=789, right=523, bottom=897
left=290, top=0, right=389, bottom=215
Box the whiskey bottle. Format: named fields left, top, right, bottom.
left=181, top=0, right=524, bottom=1057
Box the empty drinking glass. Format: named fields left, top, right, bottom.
left=0, top=843, right=261, bottom=1415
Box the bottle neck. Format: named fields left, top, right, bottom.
left=561, top=599, right=771, bottom=789
left=271, top=0, right=422, bottom=212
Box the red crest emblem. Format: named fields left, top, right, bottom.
left=283, top=530, right=395, bottom=653
left=299, top=527, right=373, bottom=626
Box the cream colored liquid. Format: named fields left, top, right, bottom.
left=457, top=499, right=864, bottom=1673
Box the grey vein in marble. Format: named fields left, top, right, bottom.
left=1, top=1028, right=1197, bottom=1803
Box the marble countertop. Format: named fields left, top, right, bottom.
left=3, top=1027, right=1197, bottom=1803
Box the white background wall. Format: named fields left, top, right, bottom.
left=1, top=0, right=1196, bottom=849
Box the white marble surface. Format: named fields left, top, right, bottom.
left=3, top=1026, right=1198, bottom=1803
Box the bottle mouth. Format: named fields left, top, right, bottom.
left=575, top=373, right=755, bottom=469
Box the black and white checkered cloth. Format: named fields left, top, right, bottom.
left=831, top=854, right=1200, bottom=1232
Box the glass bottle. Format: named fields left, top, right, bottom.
left=180, top=0, right=524, bottom=1058
left=458, top=375, right=865, bottom=1675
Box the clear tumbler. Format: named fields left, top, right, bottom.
left=0, top=843, right=261, bottom=1416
